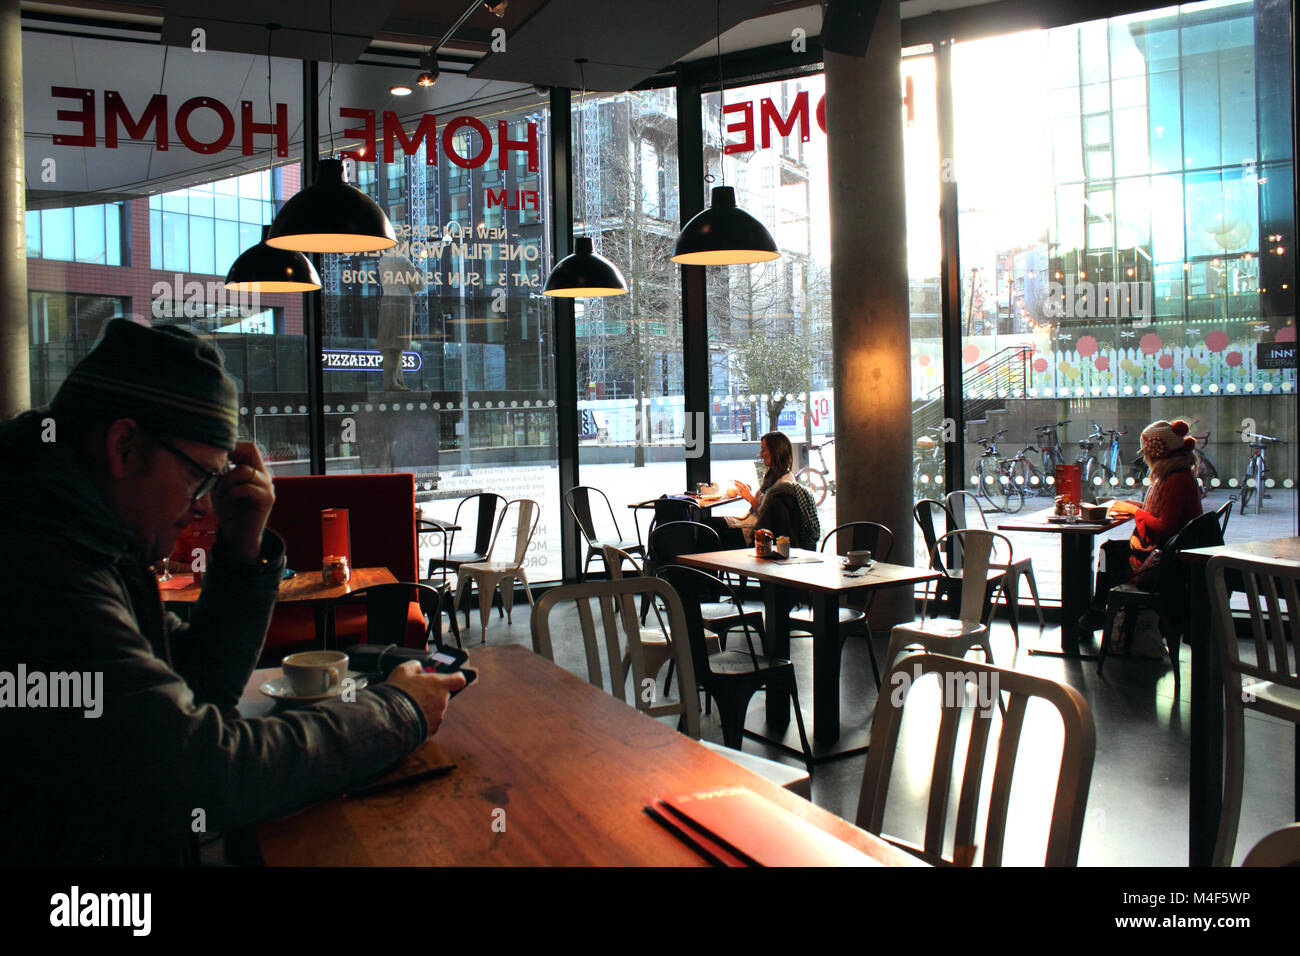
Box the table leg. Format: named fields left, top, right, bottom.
left=1028, top=533, right=1099, bottom=659
left=1187, top=562, right=1221, bottom=866
left=813, top=591, right=842, bottom=744
left=762, top=582, right=791, bottom=726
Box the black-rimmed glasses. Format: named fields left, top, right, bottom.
left=151, top=434, right=235, bottom=502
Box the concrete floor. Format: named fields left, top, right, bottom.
left=446, top=588, right=1296, bottom=867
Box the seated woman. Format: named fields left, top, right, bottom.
left=710, top=431, right=812, bottom=549
left=1078, top=419, right=1203, bottom=634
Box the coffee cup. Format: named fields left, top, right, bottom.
left=846, top=549, right=873, bottom=569
left=281, top=650, right=348, bottom=696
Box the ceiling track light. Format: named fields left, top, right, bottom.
left=224, top=24, right=323, bottom=291
left=544, top=58, right=628, bottom=298
left=414, top=1, right=486, bottom=92
left=671, top=0, right=780, bottom=267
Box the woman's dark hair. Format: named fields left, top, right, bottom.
left=759, top=431, right=794, bottom=491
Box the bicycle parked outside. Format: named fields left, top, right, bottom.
left=1007, top=443, right=1053, bottom=497
left=1078, top=421, right=1127, bottom=492
left=912, top=426, right=946, bottom=492
left=1239, top=430, right=1284, bottom=514
left=973, top=430, right=1025, bottom=514
left=1034, top=419, right=1071, bottom=482
left=795, top=437, right=838, bottom=506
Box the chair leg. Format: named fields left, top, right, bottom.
left=477, top=578, right=495, bottom=644
left=1213, top=700, right=1247, bottom=866
left=1003, top=574, right=1021, bottom=647
left=582, top=549, right=593, bottom=582
left=864, top=624, right=882, bottom=690
left=786, top=678, right=815, bottom=775
left=519, top=569, right=536, bottom=607
left=445, top=595, right=463, bottom=650
left=501, top=576, right=516, bottom=624
left=716, top=691, right=752, bottom=750
left=1097, top=601, right=1121, bottom=675
left=1023, top=565, right=1046, bottom=632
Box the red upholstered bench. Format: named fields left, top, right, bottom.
left=263, top=473, right=424, bottom=657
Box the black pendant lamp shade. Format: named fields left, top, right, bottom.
left=543, top=237, right=628, bottom=297
left=671, top=186, right=780, bottom=266
left=224, top=226, right=322, bottom=292
left=266, top=159, right=397, bottom=254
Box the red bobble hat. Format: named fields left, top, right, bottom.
left=1140, top=419, right=1196, bottom=461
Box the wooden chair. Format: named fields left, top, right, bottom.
left=322, top=582, right=461, bottom=651
left=564, top=486, right=644, bottom=580
left=530, top=575, right=810, bottom=797
left=946, top=489, right=1044, bottom=644
left=1243, top=823, right=1300, bottom=866
left=857, top=652, right=1096, bottom=866
left=1207, top=553, right=1300, bottom=866
left=1097, top=508, right=1226, bottom=682
left=887, top=529, right=1005, bottom=672
left=656, top=564, right=814, bottom=775
left=454, top=498, right=540, bottom=644
left=789, top=521, right=893, bottom=688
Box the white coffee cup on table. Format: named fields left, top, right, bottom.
left=281, top=650, right=348, bottom=696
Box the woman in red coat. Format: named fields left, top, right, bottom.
left=1078, top=419, right=1203, bottom=635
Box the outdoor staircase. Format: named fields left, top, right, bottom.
left=912, top=345, right=1032, bottom=441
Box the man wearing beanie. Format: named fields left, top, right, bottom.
left=0, top=319, right=465, bottom=865
left=1077, top=419, right=1203, bottom=637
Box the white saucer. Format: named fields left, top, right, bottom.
left=842, top=559, right=876, bottom=572
left=259, top=671, right=369, bottom=702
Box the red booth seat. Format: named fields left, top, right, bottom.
left=264, top=473, right=423, bottom=654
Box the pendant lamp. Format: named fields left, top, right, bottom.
left=224, top=25, right=322, bottom=292
left=671, top=0, right=779, bottom=267
left=671, top=186, right=779, bottom=265
left=265, top=1, right=397, bottom=254
left=265, top=158, right=397, bottom=253
left=544, top=238, right=628, bottom=297
left=225, top=225, right=323, bottom=292
left=543, top=59, right=628, bottom=297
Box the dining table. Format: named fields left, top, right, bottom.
left=675, top=547, right=941, bottom=762
left=246, top=644, right=922, bottom=866
left=161, top=566, right=398, bottom=641
left=1180, top=534, right=1300, bottom=866
left=997, top=507, right=1133, bottom=657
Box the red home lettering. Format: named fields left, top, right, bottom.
left=443, top=116, right=492, bottom=168
left=723, top=100, right=754, bottom=154
left=339, top=107, right=376, bottom=163
left=51, top=86, right=96, bottom=147
left=760, top=91, right=810, bottom=149
left=383, top=112, right=439, bottom=164
left=496, top=120, right=538, bottom=172
left=174, top=97, right=234, bottom=155
left=104, top=91, right=168, bottom=150
left=240, top=101, right=288, bottom=157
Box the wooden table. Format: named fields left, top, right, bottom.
left=997, top=508, right=1132, bottom=658
left=162, top=566, right=398, bottom=642
left=249, top=645, right=921, bottom=866
left=676, top=548, right=940, bottom=762
left=1181, top=535, right=1300, bottom=866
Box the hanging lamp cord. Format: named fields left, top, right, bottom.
left=716, top=0, right=725, bottom=187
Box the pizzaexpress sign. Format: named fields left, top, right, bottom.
left=322, top=350, right=422, bottom=371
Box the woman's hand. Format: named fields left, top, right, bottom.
left=733, top=479, right=757, bottom=507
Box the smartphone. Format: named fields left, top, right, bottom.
left=423, top=648, right=476, bottom=696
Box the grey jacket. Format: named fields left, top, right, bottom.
left=0, top=411, right=428, bottom=865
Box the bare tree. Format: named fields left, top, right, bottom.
left=730, top=329, right=818, bottom=435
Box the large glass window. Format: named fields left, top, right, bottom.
left=703, top=75, right=834, bottom=527
left=937, top=1, right=1295, bottom=611
left=319, top=90, right=560, bottom=578
left=573, top=89, right=685, bottom=547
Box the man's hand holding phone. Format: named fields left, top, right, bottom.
left=385, top=661, right=467, bottom=738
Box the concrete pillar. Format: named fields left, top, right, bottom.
left=825, top=0, right=914, bottom=629
left=0, top=0, right=29, bottom=419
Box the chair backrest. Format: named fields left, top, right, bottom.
left=945, top=490, right=989, bottom=531
left=648, top=520, right=721, bottom=563
left=934, top=528, right=1006, bottom=624
left=1243, top=823, right=1300, bottom=866
left=914, top=498, right=954, bottom=571
left=648, top=497, right=700, bottom=542
left=488, top=498, right=541, bottom=566
left=323, top=582, right=447, bottom=650
left=657, top=564, right=763, bottom=677
left=857, top=653, right=1096, bottom=866
left=822, top=521, right=894, bottom=563
left=454, top=492, right=507, bottom=556
left=564, top=486, right=621, bottom=546
left=530, top=576, right=699, bottom=734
